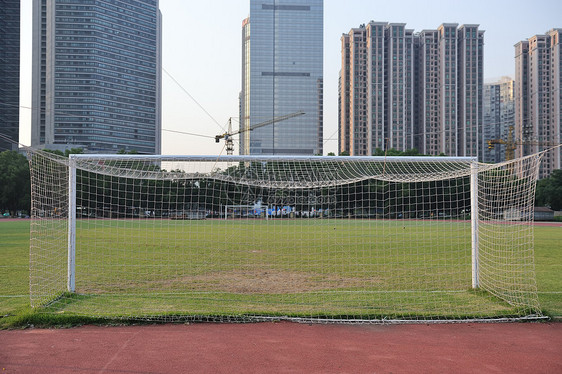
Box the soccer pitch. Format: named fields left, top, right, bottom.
left=70, top=218, right=479, bottom=320
left=2, top=219, right=561, bottom=322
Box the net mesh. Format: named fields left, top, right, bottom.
left=27, top=151, right=545, bottom=322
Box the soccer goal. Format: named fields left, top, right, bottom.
left=27, top=151, right=546, bottom=322
left=224, top=205, right=269, bottom=220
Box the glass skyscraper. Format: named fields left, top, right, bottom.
left=0, top=0, right=20, bottom=151
left=240, top=0, right=323, bottom=155
left=31, top=0, right=162, bottom=154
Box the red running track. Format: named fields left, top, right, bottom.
left=1, top=322, right=561, bottom=373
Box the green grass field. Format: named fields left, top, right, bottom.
left=1, top=219, right=560, bottom=327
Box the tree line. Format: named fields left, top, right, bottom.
left=535, top=169, right=562, bottom=211
left=1, top=149, right=561, bottom=218
left=0, top=151, right=30, bottom=216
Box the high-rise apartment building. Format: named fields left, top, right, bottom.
left=31, top=0, right=162, bottom=154
left=339, top=22, right=484, bottom=159
left=416, top=29, right=440, bottom=156
left=339, top=22, right=415, bottom=156
left=482, top=77, right=515, bottom=163
left=339, top=25, right=367, bottom=156
left=0, top=0, right=20, bottom=151
left=515, top=29, right=561, bottom=177
left=457, top=25, right=485, bottom=158
left=240, top=0, right=323, bottom=155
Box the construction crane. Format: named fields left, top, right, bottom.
left=215, top=111, right=305, bottom=155
left=487, top=126, right=559, bottom=161
left=487, top=126, right=517, bottom=161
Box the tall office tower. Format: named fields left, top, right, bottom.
left=340, top=22, right=484, bottom=159
left=240, top=0, right=323, bottom=156
left=515, top=29, right=561, bottom=177
left=31, top=0, right=162, bottom=154
left=482, top=77, right=515, bottom=163
left=0, top=0, right=20, bottom=151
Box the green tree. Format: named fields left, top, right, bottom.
left=117, top=149, right=139, bottom=154
left=373, top=148, right=425, bottom=156
left=65, top=148, right=84, bottom=157
left=535, top=170, right=562, bottom=210
left=43, top=147, right=84, bottom=157
left=0, top=151, right=31, bottom=215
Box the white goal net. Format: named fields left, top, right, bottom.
left=27, top=151, right=545, bottom=322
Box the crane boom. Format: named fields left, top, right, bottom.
left=215, top=111, right=305, bottom=155
left=487, top=126, right=559, bottom=161
left=215, top=111, right=304, bottom=142
left=231, top=111, right=305, bottom=137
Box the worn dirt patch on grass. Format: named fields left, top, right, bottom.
left=184, top=270, right=381, bottom=294
left=81, top=270, right=381, bottom=294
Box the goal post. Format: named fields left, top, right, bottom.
left=470, top=161, right=479, bottom=289
left=28, top=150, right=545, bottom=322
left=68, top=156, right=76, bottom=293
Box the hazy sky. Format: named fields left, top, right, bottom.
left=18, top=0, right=562, bottom=155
